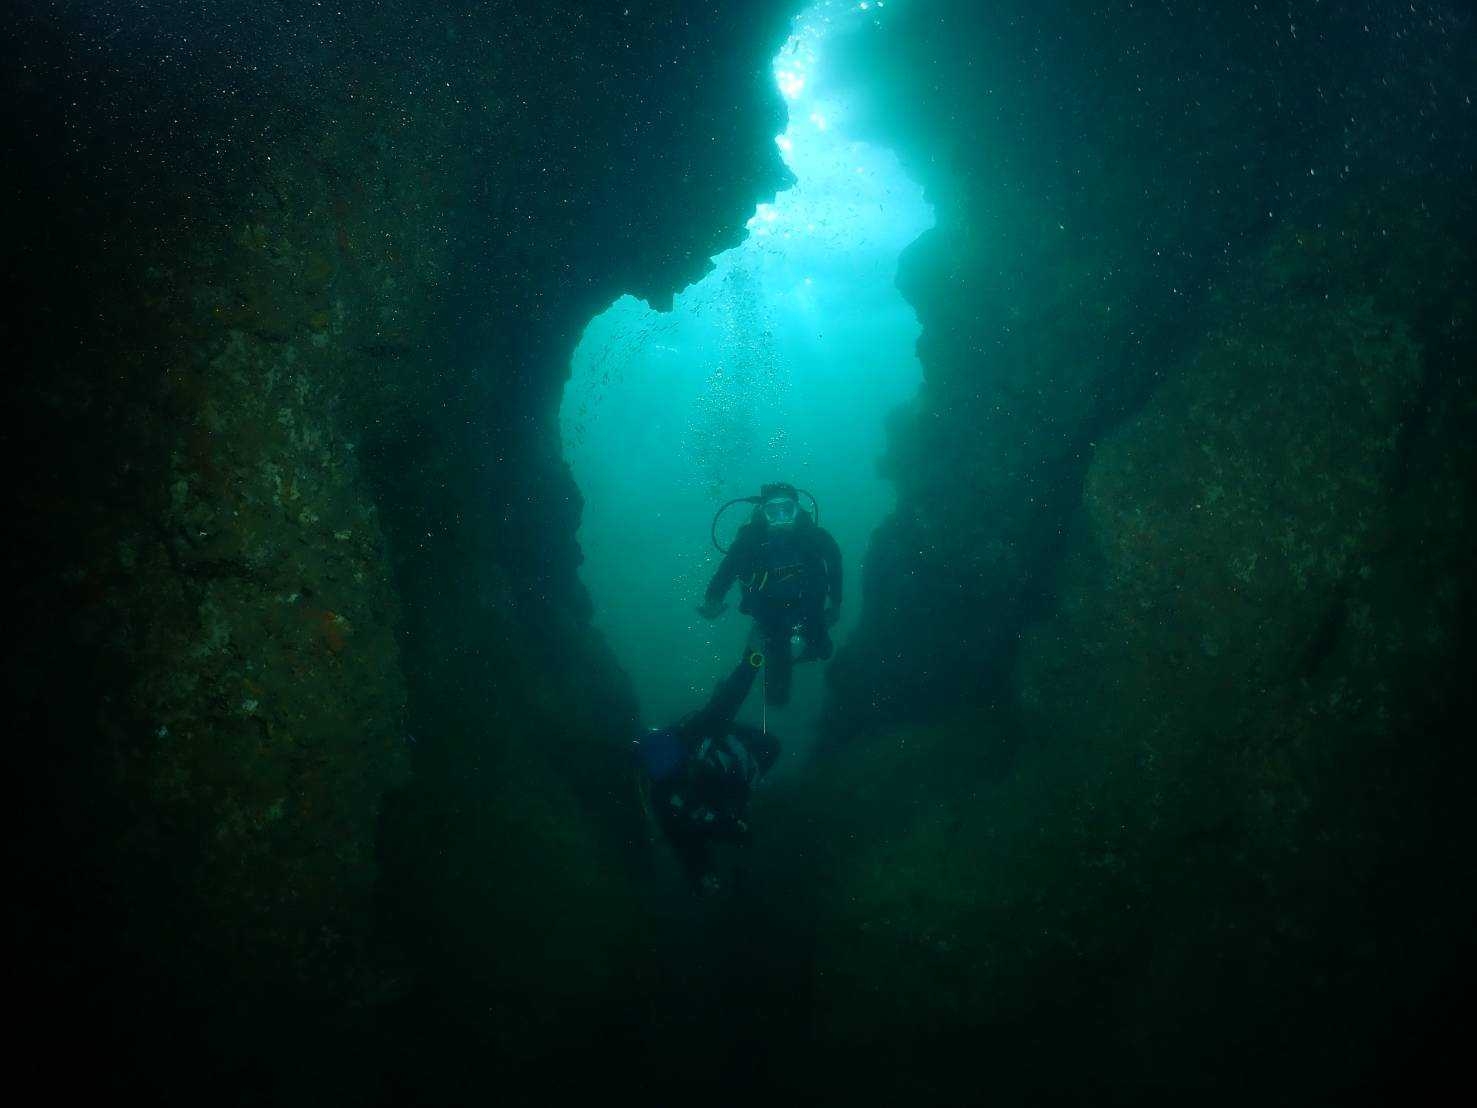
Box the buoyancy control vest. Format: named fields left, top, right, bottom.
left=743, top=526, right=822, bottom=606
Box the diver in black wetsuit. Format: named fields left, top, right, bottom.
left=698, top=482, right=842, bottom=707
left=633, top=652, right=780, bottom=893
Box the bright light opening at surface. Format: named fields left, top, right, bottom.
left=560, top=0, right=932, bottom=762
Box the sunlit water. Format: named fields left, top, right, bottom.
left=561, top=0, right=932, bottom=764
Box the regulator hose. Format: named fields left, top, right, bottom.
left=710, top=488, right=821, bottom=554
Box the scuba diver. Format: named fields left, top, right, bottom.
left=633, top=651, right=780, bottom=894
left=698, top=482, right=842, bottom=707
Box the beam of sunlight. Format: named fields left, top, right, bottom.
left=560, top=0, right=932, bottom=764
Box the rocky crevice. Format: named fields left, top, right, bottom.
left=822, top=0, right=1475, bottom=739
left=778, top=2, right=1477, bottom=1099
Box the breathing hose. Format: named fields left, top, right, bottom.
left=710, top=487, right=820, bottom=553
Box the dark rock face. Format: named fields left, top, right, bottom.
left=824, top=0, right=1475, bottom=735
left=8, top=1, right=795, bottom=1099
left=789, top=1, right=1477, bottom=1100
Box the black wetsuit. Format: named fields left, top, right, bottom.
left=653, top=658, right=780, bottom=886
left=704, top=514, right=843, bottom=705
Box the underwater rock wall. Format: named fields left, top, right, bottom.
left=790, top=194, right=1476, bottom=1099
left=823, top=0, right=1474, bottom=735
left=786, top=1, right=1476, bottom=1100
left=8, top=1, right=794, bottom=1096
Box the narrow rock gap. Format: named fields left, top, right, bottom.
left=560, top=0, right=934, bottom=764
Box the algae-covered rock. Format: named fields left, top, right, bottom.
left=821, top=0, right=1475, bottom=740
left=10, top=0, right=795, bottom=1098
left=1021, top=240, right=1423, bottom=743
left=120, top=318, right=410, bottom=984
left=801, top=195, right=1476, bottom=1098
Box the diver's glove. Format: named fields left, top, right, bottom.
left=697, top=599, right=729, bottom=620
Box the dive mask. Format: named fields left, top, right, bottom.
left=762, top=496, right=799, bottom=526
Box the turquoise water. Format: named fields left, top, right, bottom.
left=562, top=0, right=932, bottom=752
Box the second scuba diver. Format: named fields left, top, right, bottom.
left=633, top=651, right=780, bottom=894
left=698, top=482, right=843, bottom=706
